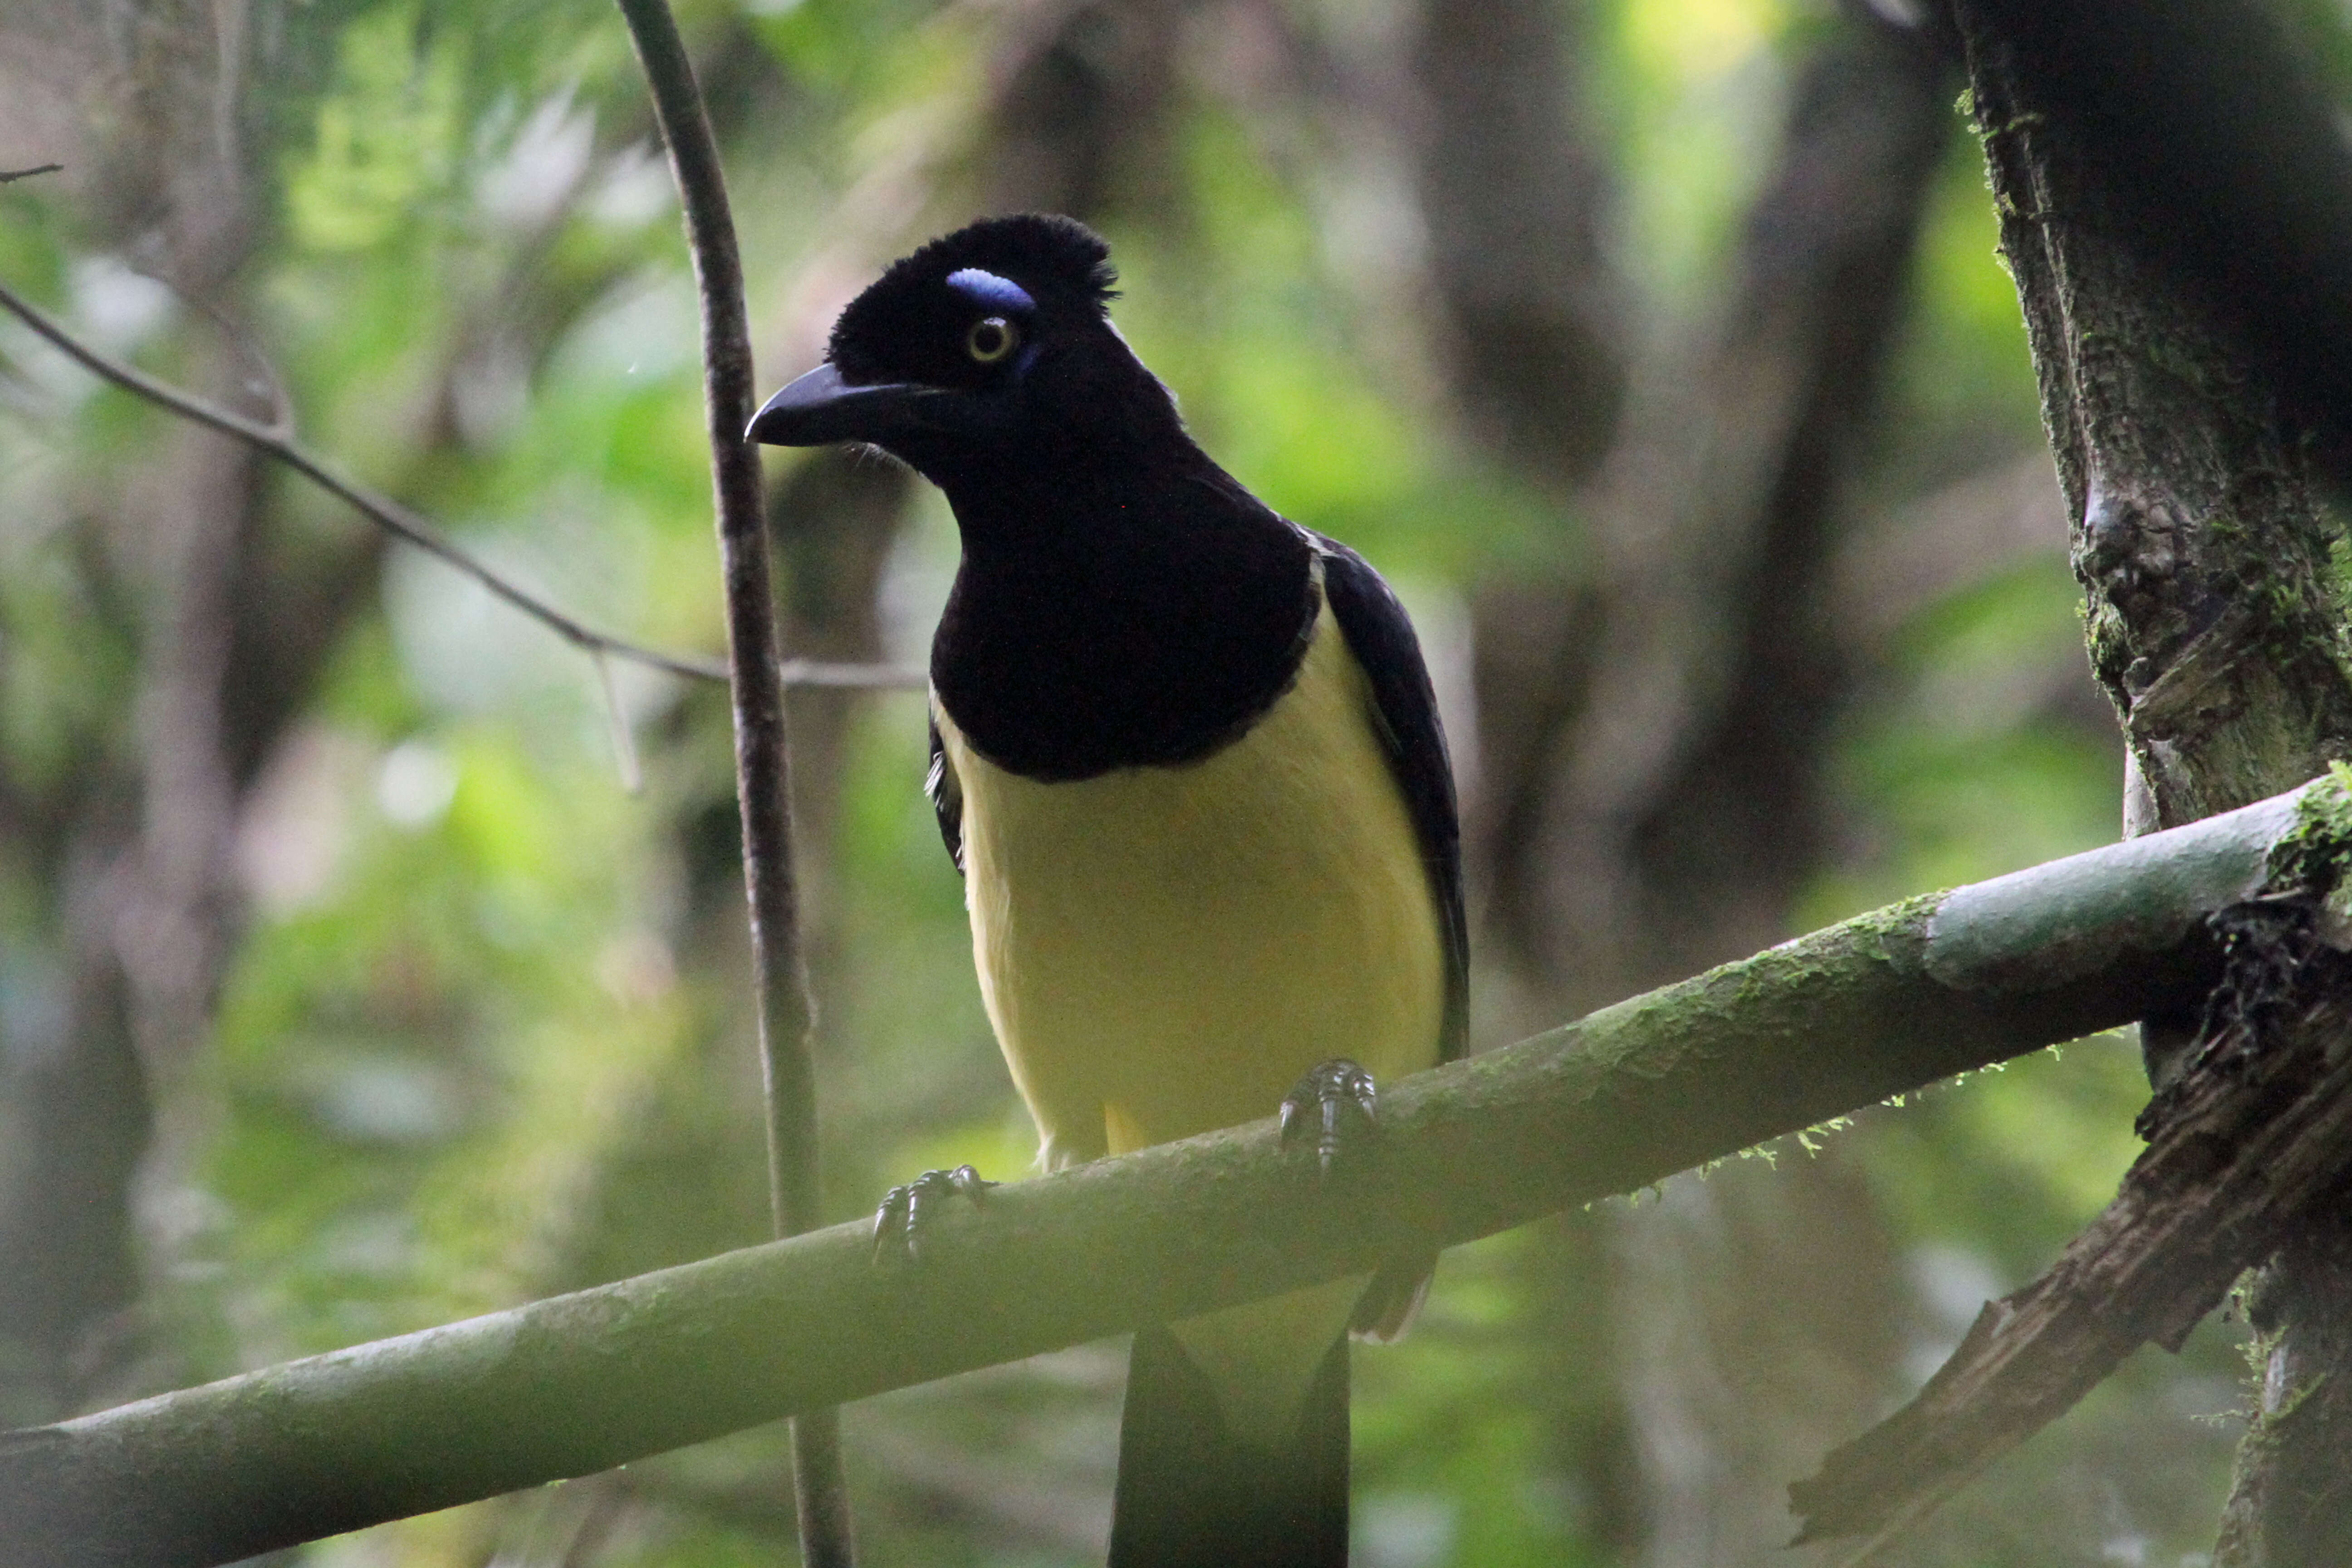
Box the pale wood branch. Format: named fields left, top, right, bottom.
left=0, top=780, right=2324, bottom=1568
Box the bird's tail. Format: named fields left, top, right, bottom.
left=1107, top=1324, right=1349, bottom=1568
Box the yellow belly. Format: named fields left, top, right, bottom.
left=936, top=599, right=1446, bottom=1441
left=939, top=601, right=1445, bottom=1167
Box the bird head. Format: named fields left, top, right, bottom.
left=749, top=214, right=1182, bottom=488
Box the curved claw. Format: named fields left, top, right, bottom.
left=1279, top=1058, right=1379, bottom=1177
left=871, top=1164, right=999, bottom=1263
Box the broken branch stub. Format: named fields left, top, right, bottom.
left=1790, top=780, right=2352, bottom=1560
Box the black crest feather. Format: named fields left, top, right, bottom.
left=829, top=214, right=1117, bottom=377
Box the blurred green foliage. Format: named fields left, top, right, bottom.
left=0, top=0, right=2299, bottom=1561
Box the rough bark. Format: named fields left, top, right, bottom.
left=1964, top=23, right=2352, bottom=850
left=1936, top=9, right=2352, bottom=1562
left=0, top=779, right=2314, bottom=1568
left=1947, top=0, right=2352, bottom=485
left=2213, top=1217, right=2352, bottom=1564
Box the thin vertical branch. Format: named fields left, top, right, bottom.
left=610, top=4, right=855, bottom=1566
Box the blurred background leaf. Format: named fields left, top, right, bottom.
left=0, top=0, right=2304, bottom=1562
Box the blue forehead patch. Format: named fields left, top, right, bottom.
left=945, top=268, right=1035, bottom=313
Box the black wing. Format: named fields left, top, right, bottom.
left=1316, top=536, right=1469, bottom=1062
left=927, top=709, right=965, bottom=875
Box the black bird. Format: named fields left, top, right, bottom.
left=750, top=214, right=1466, bottom=1568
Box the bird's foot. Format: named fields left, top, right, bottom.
left=1279, top=1058, right=1378, bottom=1177
left=871, top=1164, right=998, bottom=1262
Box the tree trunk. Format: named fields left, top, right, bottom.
left=1954, top=5, right=2352, bottom=1561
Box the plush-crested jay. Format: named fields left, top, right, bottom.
left=750, top=213, right=1466, bottom=1568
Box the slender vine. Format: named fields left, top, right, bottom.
left=610, top=2, right=856, bottom=1563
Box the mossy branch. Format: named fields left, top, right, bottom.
left=0, top=780, right=2325, bottom=1568
left=1793, top=778, right=2352, bottom=1557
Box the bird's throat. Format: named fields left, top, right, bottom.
left=930, top=465, right=1318, bottom=781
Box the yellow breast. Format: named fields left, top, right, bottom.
left=936, top=599, right=1446, bottom=1171
left=937, top=597, right=1446, bottom=1442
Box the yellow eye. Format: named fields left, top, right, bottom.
left=965, top=316, right=1018, bottom=364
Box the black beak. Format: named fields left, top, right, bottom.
left=747, top=363, right=932, bottom=446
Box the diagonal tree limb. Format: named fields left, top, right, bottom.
left=1790, top=890, right=2352, bottom=1558
left=608, top=2, right=855, bottom=1564
left=0, top=279, right=925, bottom=693
left=0, top=778, right=2329, bottom=1568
